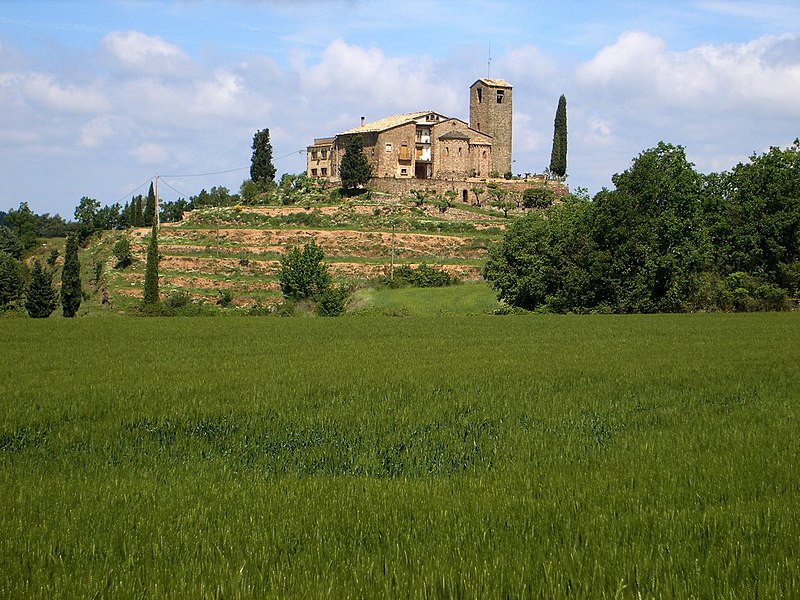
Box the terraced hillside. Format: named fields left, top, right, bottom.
left=95, top=195, right=508, bottom=311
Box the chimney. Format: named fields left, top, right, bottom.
left=360, top=116, right=365, bottom=128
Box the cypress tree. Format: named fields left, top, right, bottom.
left=142, top=222, right=159, bottom=305
left=250, top=128, right=276, bottom=188
left=61, top=234, right=81, bottom=317
left=549, top=94, right=568, bottom=178
left=25, top=259, right=56, bottom=318
left=340, top=135, right=372, bottom=192
left=144, top=182, right=156, bottom=227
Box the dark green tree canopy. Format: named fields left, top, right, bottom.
left=0, top=250, right=25, bottom=306
left=340, top=135, right=372, bottom=192
left=486, top=140, right=798, bottom=313
left=144, top=182, right=156, bottom=227
left=3, top=202, right=38, bottom=251
left=25, top=259, right=56, bottom=318
left=278, top=240, right=332, bottom=301
left=142, top=223, right=160, bottom=305
left=251, top=128, right=276, bottom=187
left=549, top=95, right=567, bottom=178
left=0, top=226, right=24, bottom=259
left=61, top=234, right=81, bottom=317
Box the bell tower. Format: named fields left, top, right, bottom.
left=469, top=78, right=513, bottom=176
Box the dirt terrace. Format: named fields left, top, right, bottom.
left=140, top=228, right=489, bottom=260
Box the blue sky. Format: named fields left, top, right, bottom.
left=1, top=0, right=799, bottom=217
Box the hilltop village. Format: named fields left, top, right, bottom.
left=306, top=78, right=563, bottom=203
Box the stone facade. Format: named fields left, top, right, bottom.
left=309, top=78, right=513, bottom=184
left=306, top=137, right=334, bottom=179
left=469, top=79, right=513, bottom=176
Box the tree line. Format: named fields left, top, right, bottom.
left=485, top=141, right=800, bottom=312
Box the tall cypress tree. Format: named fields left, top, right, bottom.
left=144, top=183, right=156, bottom=227
left=340, top=135, right=372, bottom=193
left=61, top=234, right=81, bottom=317
left=26, top=259, right=56, bottom=318
left=142, top=222, right=159, bottom=305
left=549, top=94, right=568, bottom=178
left=250, top=128, right=276, bottom=188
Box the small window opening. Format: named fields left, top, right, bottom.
left=496, top=90, right=504, bottom=104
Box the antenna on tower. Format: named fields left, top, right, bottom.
left=487, top=44, right=492, bottom=78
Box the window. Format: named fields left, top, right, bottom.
left=400, top=168, right=408, bottom=175
left=444, top=146, right=449, bottom=156
left=385, top=143, right=393, bottom=152
left=311, top=150, right=318, bottom=159
left=458, top=146, right=462, bottom=157
left=321, top=168, right=327, bottom=176
left=476, top=122, right=480, bottom=131
left=483, top=150, right=487, bottom=158
left=476, top=88, right=482, bottom=103
left=399, top=143, right=409, bottom=160
left=321, top=150, right=327, bottom=159
left=496, top=89, right=504, bottom=104
left=311, top=168, right=318, bottom=176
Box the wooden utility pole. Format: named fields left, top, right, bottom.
left=390, top=222, right=395, bottom=281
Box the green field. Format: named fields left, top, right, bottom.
left=1, top=314, right=799, bottom=598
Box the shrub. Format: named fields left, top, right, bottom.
left=278, top=240, right=332, bottom=302
left=113, top=237, right=132, bottom=269
left=523, top=188, right=555, bottom=209
left=389, top=264, right=456, bottom=288
left=216, top=290, right=234, bottom=308
left=165, top=290, right=192, bottom=309
left=315, top=285, right=348, bottom=317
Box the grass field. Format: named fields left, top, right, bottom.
left=1, top=314, right=799, bottom=598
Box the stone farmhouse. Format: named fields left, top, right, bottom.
left=307, top=78, right=514, bottom=185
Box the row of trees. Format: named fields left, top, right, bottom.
left=485, top=141, right=800, bottom=313
left=0, top=231, right=81, bottom=318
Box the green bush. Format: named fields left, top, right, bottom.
left=315, top=285, right=348, bottom=317
left=388, top=264, right=456, bottom=288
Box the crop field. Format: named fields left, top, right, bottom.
left=1, top=314, right=799, bottom=598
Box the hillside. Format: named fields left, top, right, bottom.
left=90, top=193, right=509, bottom=313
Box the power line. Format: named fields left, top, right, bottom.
left=158, top=178, right=190, bottom=198
left=161, top=149, right=305, bottom=179
left=114, top=176, right=156, bottom=206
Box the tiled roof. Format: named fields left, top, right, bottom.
left=438, top=130, right=471, bottom=141
left=338, top=111, right=439, bottom=135
left=473, top=78, right=512, bottom=88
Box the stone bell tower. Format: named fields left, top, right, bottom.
left=469, top=78, right=513, bottom=176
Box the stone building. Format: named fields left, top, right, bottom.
left=307, top=78, right=512, bottom=182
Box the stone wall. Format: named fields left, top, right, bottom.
left=369, top=176, right=568, bottom=205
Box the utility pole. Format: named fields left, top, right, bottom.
left=390, top=221, right=395, bottom=281
left=154, top=175, right=160, bottom=228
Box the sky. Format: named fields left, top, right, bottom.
left=1, top=0, right=799, bottom=218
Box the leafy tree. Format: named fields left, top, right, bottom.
left=144, top=182, right=156, bottom=227
left=25, top=260, right=56, bottom=318
left=0, top=226, right=24, bottom=259
left=549, top=94, right=567, bottom=178
left=142, top=223, right=160, bottom=305
left=0, top=250, right=25, bottom=306
left=159, top=198, right=190, bottom=223
left=74, top=196, right=100, bottom=241
left=706, top=140, right=800, bottom=296
left=3, top=202, right=38, bottom=250
left=340, top=135, right=372, bottom=193
left=60, top=234, right=81, bottom=317
left=250, top=128, right=276, bottom=188
left=46, top=249, right=59, bottom=266
left=35, top=213, right=70, bottom=238
left=471, top=186, right=485, bottom=207
left=95, top=203, right=122, bottom=231
left=278, top=239, right=332, bottom=301
left=523, top=187, right=555, bottom=209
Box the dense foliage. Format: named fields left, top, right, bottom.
left=112, top=236, right=132, bottom=269
left=60, top=235, right=81, bottom=317
left=486, top=141, right=800, bottom=312
left=549, top=94, right=567, bottom=178
left=25, top=260, right=56, bottom=318
left=390, top=263, right=457, bottom=288
left=250, top=128, right=276, bottom=188
left=0, top=250, right=25, bottom=307
left=277, top=239, right=332, bottom=302
left=340, top=134, right=372, bottom=192
left=142, top=224, right=160, bottom=305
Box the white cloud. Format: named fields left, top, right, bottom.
left=131, top=142, right=169, bottom=165
left=20, top=71, right=109, bottom=113
left=100, top=31, right=191, bottom=76
left=79, top=116, right=113, bottom=148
